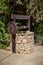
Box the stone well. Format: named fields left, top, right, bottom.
left=16, top=31, right=34, bottom=54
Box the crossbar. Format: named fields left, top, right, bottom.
left=11, top=14, right=30, bottom=20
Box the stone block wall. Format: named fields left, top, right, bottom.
left=16, top=31, right=34, bottom=54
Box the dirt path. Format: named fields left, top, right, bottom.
left=0, top=46, right=43, bottom=65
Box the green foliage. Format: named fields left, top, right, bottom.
left=35, top=21, right=43, bottom=35
left=0, top=0, right=10, bottom=49
left=21, top=0, right=30, bottom=5
left=26, top=0, right=43, bottom=35
left=0, top=43, right=6, bottom=49
left=0, top=20, right=10, bottom=48
left=20, top=0, right=43, bottom=43
left=0, top=0, right=9, bottom=14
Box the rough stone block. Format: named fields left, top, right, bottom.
left=16, top=31, right=34, bottom=54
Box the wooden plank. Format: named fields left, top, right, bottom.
left=11, top=14, right=30, bottom=20
left=27, top=18, right=30, bottom=31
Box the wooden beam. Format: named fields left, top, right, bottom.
left=12, top=34, right=16, bottom=53
left=11, top=14, right=30, bottom=20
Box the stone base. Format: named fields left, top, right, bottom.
left=16, top=31, right=34, bottom=54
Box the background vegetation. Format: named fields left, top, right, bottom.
left=0, top=0, right=10, bottom=49
left=0, top=0, right=43, bottom=49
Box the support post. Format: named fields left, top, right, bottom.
left=12, top=34, right=16, bottom=53
left=27, top=17, right=30, bottom=31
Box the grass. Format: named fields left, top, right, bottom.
left=0, top=43, right=10, bottom=49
